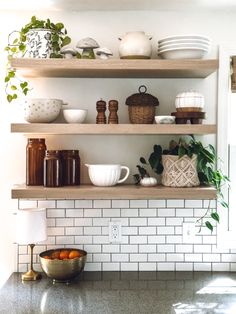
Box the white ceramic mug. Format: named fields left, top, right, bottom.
left=85, top=164, right=130, bottom=187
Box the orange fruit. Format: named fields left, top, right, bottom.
left=59, top=250, right=70, bottom=260
left=69, top=250, right=81, bottom=259
left=51, top=251, right=60, bottom=259
left=43, top=255, right=51, bottom=259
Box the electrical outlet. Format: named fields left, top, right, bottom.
left=109, top=221, right=122, bottom=243
left=182, top=222, right=196, bottom=243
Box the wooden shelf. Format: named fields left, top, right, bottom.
left=11, top=184, right=216, bottom=200
left=11, top=123, right=216, bottom=135
left=11, top=58, right=218, bottom=78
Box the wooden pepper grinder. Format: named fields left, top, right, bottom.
left=96, top=99, right=107, bottom=124
left=108, top=100, right=119, bottom=124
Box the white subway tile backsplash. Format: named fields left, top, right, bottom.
left=185, top=200, right=203, bottom=208
left=84, top=209, right=101, bottom=217
left=112, top=254, right=129, bottom=262
left=93, top=254, right=110, bottom=262
left=139, top=227, right=156, bottom=235
left=148, top=254, right=165, bottom=262
left=148, top=200, right=166, bottom=208
left=121, top=208, right=139, bottom=217
left=139, top=208, right=156, bottom=217
left=47, top=209, right=65, bottom=218
left=112, top=200, right=129, bottom=208
left=74, top=218, right=92, bottom=226
left=103, top=208, right=120, bottom=217
left=130, top=200, right=147, bottom=208
left=56, top=218, right=73, bottom=227
left=203, top=200, right=216, bottom=208
left=139, top=263, right=156, bottom=271
left=139, top=245, right=156, bottom=253
left=148, top=218, right=165, bottom=226
left=38, top=200, right=56, bottom=208
left=130, top=236, right=147, bottom=244
left=66, top=227, right=83, bottom=236
left=176, top=208, right=193, bottom=217
left=17, top=198, right=236, bottom=272
left=93, top=200, right=111, bottom=208
left=121, top=245, right=138, bottom=253
left=66, top=209, right=83, bottom=218
left=57, top=200, right=74, bottom=208
left=148, top=236, right=165, bottom=244
left=167, top=200, right=184, bottom=208
left=130, top=218, right=147, bottom=226
left=158, top=208, right=175, bottom=217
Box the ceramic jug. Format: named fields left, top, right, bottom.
left=118, top=31, right=152, bottom=59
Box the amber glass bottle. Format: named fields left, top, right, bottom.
left=61, top=150, right=80, bottom=186
left=44, top=150, right=63, bottom=187
left=26, top=138, right=46, bottom=186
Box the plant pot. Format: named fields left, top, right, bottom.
left=161, top=154, right=200, bottom=187
left=25, top=28, right=53, bottom=58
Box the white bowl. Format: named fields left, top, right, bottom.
left=158, top=35, right=210, bottom=44
left=85, top=164, right=130, bottom=187
left=158, top=47, right=208, bottom=59
left=23, top=98, right=64, bottom=123
left=63, top=109, right=87, bottom=124
left=155, top=116, right=175, bottom=124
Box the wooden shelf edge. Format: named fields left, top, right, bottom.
left=11, top=123, right=217, bottom=135
left=11, top=58, right=219, bottom=78
left=11, top=184, right=217, bottom=200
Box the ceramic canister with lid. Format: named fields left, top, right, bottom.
left=175, top=91, right=205, bottom=112
left=26, top=138, right=47, bottom=186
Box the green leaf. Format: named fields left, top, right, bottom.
left=136, top=165, right=147, bottom=178
left=23, top=88, right=29, bottom=95
left=8, top=71, right=15, bottom=78
left=11, top=85, right=17, bottom=90
left=7, top=95, right=13, bottom=102
left=205, top=221, right=213, bottom=232
left=62, top=36, right=71, bottom=47
left=133, top=174, right=141, bottom=185
left=153, top=145, right=162, bottom=155
left=31, top=16, right=36, bottom=23
left=220, top=200, right=229, bottom=208
left=178, top=145, right=186, bottom=159
left=55, top=22, right=64, bottom=30
left=211, top=212, right=220, bottom=223
left=12, top=94, right=17, bottom=99
left=155, top=163, right=164, bottom=174
left=140, top=157, right=147, bottom=164
left=13, top=38, right=18, bottom=44
left=20, top=82, right=28, bottom=89
left=5, top=76, right=10, bottom=83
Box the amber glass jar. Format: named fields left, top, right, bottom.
left=61, top=150, right=80, bottom=186
left=44, top=150, right=63, bottom=187
left=26, top=138, right=46, bottom=186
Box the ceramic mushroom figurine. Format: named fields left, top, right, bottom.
left=60, top=46, right=77, bottom=59
left=96, top=48, right=113, bottom=60
left=76, top=37, right=100, bottom=59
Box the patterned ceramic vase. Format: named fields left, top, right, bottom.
left=25, top=28, right=53, bottom=58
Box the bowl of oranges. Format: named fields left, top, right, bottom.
left=39, top=248, right=87, bottom=283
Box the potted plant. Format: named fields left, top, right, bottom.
left=134, top=136, right=229, bottom=231
left=5, top=16, right=71, bottom=102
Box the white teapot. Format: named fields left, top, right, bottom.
left=118, top=31, right=152, bottom=59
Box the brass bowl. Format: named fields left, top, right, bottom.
left=39, top=248, right=87, bottom=283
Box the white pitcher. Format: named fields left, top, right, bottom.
left=118, top=31, right=152, bottom=59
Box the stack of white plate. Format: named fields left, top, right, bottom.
left=157, top=35, right=211, bottom=59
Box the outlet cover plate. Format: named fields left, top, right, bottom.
left=109, top=221, right=122, bottom=243
left=182, top=222, right=196, bottom=243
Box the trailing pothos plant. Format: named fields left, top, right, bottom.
left=134, top=136, right=230, bottom=232
left=5, top=16, right=71, bottom=102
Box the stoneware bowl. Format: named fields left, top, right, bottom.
left=39, top=248, right=87, bottom=283
left=63, top=109, right=87, bottom=123
left=23, top=98, right=64, bottom=123
left=155, top=115, right=175, bottom=124
left=85, top=164, right=130, bottom=187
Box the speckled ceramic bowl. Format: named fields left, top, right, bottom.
left=23, top=98, right=64, bottom=123
left=39, top=248, right=87, bottom=283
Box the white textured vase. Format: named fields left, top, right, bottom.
left=25, top=28, right=53, bottom=58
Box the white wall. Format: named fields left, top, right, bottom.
left=0, top=9, right=236, bottom=280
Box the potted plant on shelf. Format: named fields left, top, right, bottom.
left=5, top=16, right=71, bottom=102
left=134, top=136, right=229, bottom=232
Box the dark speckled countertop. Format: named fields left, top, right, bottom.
left=1, top=272, right=236, bottom=313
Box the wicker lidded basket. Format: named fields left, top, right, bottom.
left=125, top=85, right=159, bottom=124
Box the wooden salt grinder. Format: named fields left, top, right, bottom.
left=108, top=100, right=119, bottom=124
left=96, top=99, right=107, bottom=124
